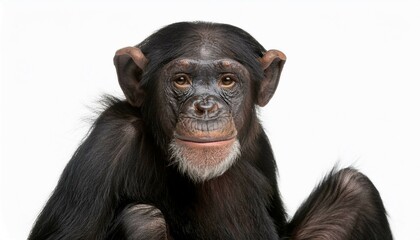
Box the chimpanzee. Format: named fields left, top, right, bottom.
left=28, top=21, right=393, bottom=240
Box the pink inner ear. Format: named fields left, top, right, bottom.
left=260, top=50, right=287, bottom=70
left=115, top=47, right=149, bottom=70
left=257, top=49, right=286, bottom=107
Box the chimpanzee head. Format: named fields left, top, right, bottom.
left=114, top=22, right=286, bottom=182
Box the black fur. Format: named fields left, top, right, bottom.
left=29, top=98, right=286, bottom=239
left=287, top=168, right=393, bottom=239
left=28, top=22, right=392, bottom=240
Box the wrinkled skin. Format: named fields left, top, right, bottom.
left=165, top=58, right=250, bottom=181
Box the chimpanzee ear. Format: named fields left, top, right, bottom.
left=114, top=47, right=149, bottom=107
left=257, top=50, right=286, bottom=107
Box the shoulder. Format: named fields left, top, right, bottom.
left=80, top=96, right=144, bottom=149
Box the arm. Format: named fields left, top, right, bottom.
left=28, top=98, right=143, bottom=240
left=287, top=168, right=393, bottom=239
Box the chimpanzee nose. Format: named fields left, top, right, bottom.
left=194, top=97, right=219, bottom=117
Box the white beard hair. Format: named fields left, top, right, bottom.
left=169, top=139, right=241, bottom=182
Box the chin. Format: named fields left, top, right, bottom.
left=169, top=138, right=241, bottom=182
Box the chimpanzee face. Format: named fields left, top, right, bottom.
left=113, top=25, right=285, bottom=182
left=161, top=50, right=253, bottom=181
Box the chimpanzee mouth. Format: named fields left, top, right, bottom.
left=173, top=133, right=237, bottom=144
left=174, top=117, right=237, bottom=146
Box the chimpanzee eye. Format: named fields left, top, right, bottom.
left=173, top=74, right=191, bottom=89
left=219, top=75, right=236, bottom=88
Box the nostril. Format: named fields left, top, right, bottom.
left=194, top=99, right=218, bottom=115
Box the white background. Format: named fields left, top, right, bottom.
left=1, top=0, right=419, bottom=239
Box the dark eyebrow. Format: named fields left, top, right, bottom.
left=214, top=59, right=250, bottom=77
left=215, top=59, right=243, bottom=71
left=164, top=59, right=196, bottom=73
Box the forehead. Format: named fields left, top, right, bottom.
left=165, top=58, right=251, bottom=79
left=161, top=42, right=254, bottom=78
